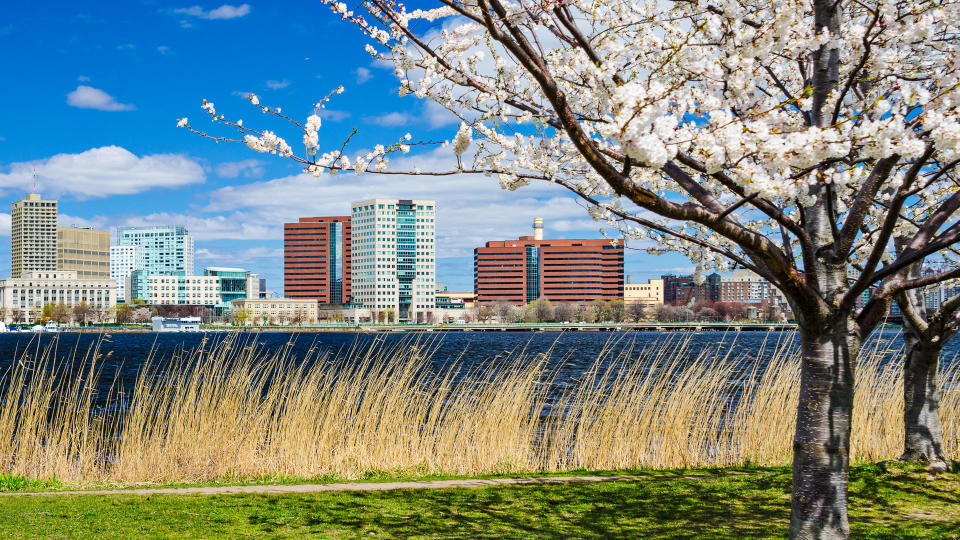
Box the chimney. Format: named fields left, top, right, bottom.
left=627, top=275, right=632, bottom=284
left=533, top=217, right=543, bottom=241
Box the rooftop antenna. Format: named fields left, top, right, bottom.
left=32, top=168, right=38, bottom=194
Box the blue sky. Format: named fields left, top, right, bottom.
left=0, top=0, right=692, bottom=292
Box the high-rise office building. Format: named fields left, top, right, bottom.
left=351, top=199, right=436, bottom=322
left=11, top=194, right=58, bottom=277
left=474, top=218, right=624, bottom=304
left=283, top=216, right=351, bottom=305
left=117, top=226, right=194, bottom=276
left=110, top=245, right=145, bottom=302
left=57, top=226, right=110, bottom=279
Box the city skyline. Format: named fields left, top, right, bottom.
left=0, top=1, right=695, bottom=293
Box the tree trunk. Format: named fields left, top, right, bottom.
left=901, top=334, right=947, bottom=466
left=791, top=319, right=859, bottom=539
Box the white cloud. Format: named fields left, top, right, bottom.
left=319, top=109, right=351, bottom=122
left=0, top=213, right=10, bottom=237
left=58, top=213, right=111, bottom=230
left=157, top=45, right=172, bottom=55
left=76, top=75, right=91, bottom=82
left=173, top=4, right=251, bottom=19
left=365, top=112, right=410, bottom=127
left=0, top=146, right=205, bottom=200
left=425, top=101, right=459, bottom=128
left=118, top=212, right=276, bottom=241
left=197, top=246, right=283, bottom=264
left=215, top=159, right=265, bottom=178
left=355, top=67, right=373, bottom=84
left=266, top=79, right=290, bottom=90
left=66, top=85, right=135, bottom=111
left=202, top=148, right=605, bottom=258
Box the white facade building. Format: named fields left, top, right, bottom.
left=110, top=245, right=145, bottom=302
left=0, top=271, right=116, bottom=322
left=146, top=275, right=221, bottom=306
left=350, top=199, right=436, bottom=322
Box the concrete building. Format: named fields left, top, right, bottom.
left=474, top=218, right=624, bottom=305
left=351, top=199, right=436, bottom=322
left=283, top=216, right=351, bottom=306
left=57, top=227, right=110, bottom=279
left=232, top=297, right=318, bottom=325
left=0, top=270, right=116, bottom=322
left=117, top=226, right=194, bottom=276
left=11, top=194, right=58, bottom=278
left=624, top=277, right=664, bottom=309
left=110, top=245, right=145, bottom=302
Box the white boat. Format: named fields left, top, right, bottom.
left=43, top=321, right=59, bottom=332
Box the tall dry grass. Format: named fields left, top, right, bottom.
left=0, top=333, right=956, bottom=485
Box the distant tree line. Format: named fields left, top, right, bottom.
left=473, top=299, right=786, bottom=323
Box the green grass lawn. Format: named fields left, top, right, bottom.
left=0, top=464, right=957, bottom=538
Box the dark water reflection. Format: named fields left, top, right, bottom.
left=0, top=329, right=957, bottom=408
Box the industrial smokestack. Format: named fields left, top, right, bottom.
left=533, top=217, right=543, bottom=240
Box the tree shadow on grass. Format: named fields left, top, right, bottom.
left=291, top=475, right=793, bottom=539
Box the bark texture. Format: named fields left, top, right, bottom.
left=790, top=319, right=859, bottom=539
left=901, top=331, right=946, bottom=466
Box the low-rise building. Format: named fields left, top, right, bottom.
left=436, top=291, right=477, bottom=310
left=130, top=271, right=221, bottom=306
left=474, top=218, right=624, bottom=305
left=624, top=277, right=663, bottom=309
left=0, top=270, right=116, bottom=322
left=203, top=267, right=262, bottom=313
left=232, top=298, right=318, bottom=325
left=149, top=275, right=220, bottom=306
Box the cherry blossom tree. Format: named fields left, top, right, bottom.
left=894, top=253, right=959, bottom=471
left=183, top=0, right=960, bottom=536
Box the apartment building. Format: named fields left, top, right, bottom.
left=11, top=194, right=58, bottom=277
left=718, top=270, right=788, bottom=306
left=351, top=199, right=436, bottom=322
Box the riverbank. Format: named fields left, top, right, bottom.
left=10, top=321, right=809, bottom=333
left=0, top=464, right=955, bottom=538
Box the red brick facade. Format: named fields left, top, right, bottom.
left=283, top=217, right=351, bottom=305
left=474, top=237, right=624, bottom=304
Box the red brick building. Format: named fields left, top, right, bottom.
left=474, top=219, right=624, bottom=304
left=283, top=216, right=351, bottom=305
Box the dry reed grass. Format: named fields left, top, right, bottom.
left=0, top=332, right=956, bottom=485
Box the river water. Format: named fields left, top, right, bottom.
left=0, top=329, right=957, bottom=402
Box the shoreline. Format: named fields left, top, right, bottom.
left=1, top=322, right=906, bottom=334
